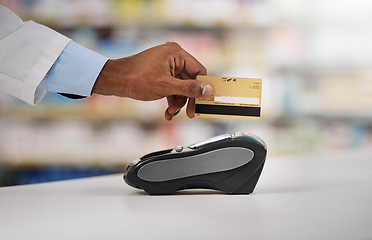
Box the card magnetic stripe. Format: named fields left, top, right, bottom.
left=195, top=104, right=261, bottom=117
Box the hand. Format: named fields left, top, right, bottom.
left=92, top=42, right=213, bottom=120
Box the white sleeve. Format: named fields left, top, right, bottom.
left=0, top=5, right=71, bottom=105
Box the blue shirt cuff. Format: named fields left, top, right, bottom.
left=41, top=41, right=108, bottom=97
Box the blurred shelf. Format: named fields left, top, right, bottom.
left=48, top=24, right=272, bottom=33
left=1, top=0, right=372, bottom=187
left=0, top=163, right=123, bottom=187
left=296, top=113, right=372, bottom=124
left=275, top=66, right=372, bottom=75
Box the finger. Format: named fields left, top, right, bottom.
left=167, top=78, right=213, bottom=99
left=177, top=71, right=192, bottom=80
left=165, top=105, right=182, bottom=121
left=167, top=42, right=207, bottom=78
left=166, top=95, right=187, bottom=115
left=177, top=48, right=207, bottom=78
left=165, top=109, right=173, bottom=121
left=165, top=95, right=187, bottom=121
left=186, top=98, right=195, bottom=118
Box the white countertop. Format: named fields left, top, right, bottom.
left=1, top=147, right=372, bottom=240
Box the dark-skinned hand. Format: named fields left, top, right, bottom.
left=92, top=42, right=213, bottom=120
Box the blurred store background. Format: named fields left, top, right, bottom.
left=0, top=0, right=371, bottom=186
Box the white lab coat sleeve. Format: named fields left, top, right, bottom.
left=0, top=5, right=71, bottom=105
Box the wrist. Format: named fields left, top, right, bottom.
left=92, top=59, right=127, bottom=97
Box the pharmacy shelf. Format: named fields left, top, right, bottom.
left=1, top=0, right=372, bottom=189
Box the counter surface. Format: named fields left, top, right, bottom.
left=1, top=147, right=372, bottom=240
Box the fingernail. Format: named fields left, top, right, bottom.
left=201, top=84, right=213, bottom=97
left=173, top=108, right=181, bottom=116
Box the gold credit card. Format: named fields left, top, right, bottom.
left=195, top=76, right=262, bottom=119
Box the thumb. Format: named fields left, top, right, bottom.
left=171, top=78, right=213, bottom=99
